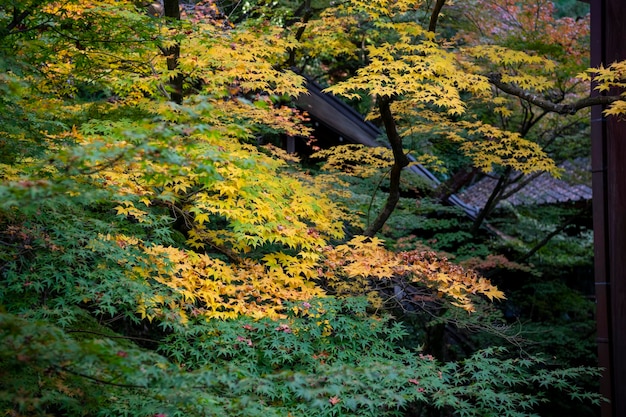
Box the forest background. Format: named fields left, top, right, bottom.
left=1, top=0, right=625, bottom=416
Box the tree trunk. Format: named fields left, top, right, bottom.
left=364, top=97, right=410, bottom=237
left=428, top=0, right=446, bottom=33
left=470, top=167, right=511, bottom=235
left=163, top=0, right=183, bottom=104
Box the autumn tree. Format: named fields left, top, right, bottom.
left=445, top=0, right=593, bottom=232
left=286, top=0, right=624, bottom=236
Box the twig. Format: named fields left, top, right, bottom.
left=66, top=329, right=160, bottom=344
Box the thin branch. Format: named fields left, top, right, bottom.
left=44, top=24, right=160, bottom=45
left=162, top=200, right=242, bottom=263
left=521, top=108, right=548, bottom=137
left=488, top=73, right=621, bottom=115
left=149, top=61, right=172, bottom=99
left=471, top=168, right=510, bottom=234
left=57, top=366, right=150, bottom=389
left=67, top=151, right=130, bottom=176
left=5, top=8, right=31, bottom=33
left=366, top=168, right=390, bottom=230
left=515, top=204, right=590, bottom=264
left=66, top=329, right=160, bottom=344
left=226, top=0, right=245, bottom=20
left=285, top=0, right=313, bottom=68
left=499, top=171, right=544, bottom=200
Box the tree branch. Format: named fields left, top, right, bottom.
left=57, top=366, right=150, bottom=389
left=515, top=204, right=590, bottom=264
left=471, top=168, right=510, bottom=234
left=66, top=329, right=160, bottom=344
left=428, top=0, right=446, bottom=33
left=4, top=7, right=31, bottom=34
left=285, top=0, right=313, bottom=68
left=364, top=97, right=410, bottom=237
left=488, top=73, right=621, bottom=115
left=499, top=174, right=537, bottom=200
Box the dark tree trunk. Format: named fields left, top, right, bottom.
left=428, top=0, right=446, bottom=33
left=364, top=97, right=410, bottom=237
left=470, top=167, right=510, bottom=235
left=591, top=1, right=626, bottom=416
left=163, top=0, right=183, bottom=104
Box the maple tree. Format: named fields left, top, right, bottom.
left=292, top=0, right=623, bottom=235
left=0, top=0, right=614, bottom=415
left=0, top=0, right=511, bottom=320
left=2, top=0, right=345, bottom=319
left=444, top=0, right=594, bottom=231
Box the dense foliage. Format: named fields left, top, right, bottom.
left=2, top=0, right=622, bottom=416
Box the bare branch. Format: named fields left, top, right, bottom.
left=5, top=7, right=31, bottom=34
left=57, top=366, right=150, bottom=389
left=488, top=73, right=621, bottom=115
left=515, top=203, right=590, bottom=264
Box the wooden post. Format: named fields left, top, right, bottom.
left=286, top=136, right=296, bottom=154
left=590, top=0, right=626, bottom=416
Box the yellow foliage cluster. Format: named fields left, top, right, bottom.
left=69, top=123, right=346, bottom=253
left=391, top=106, right=559, bottom=176
left=93, top=234, right=323, bottom=321
left=582, top=61, right=626, bottom=117
left=28, top=99, right=353, bottom=323
left=326, top=38, right=490, bottom=115
left=452, top=121, right=559, bottom=175
left=183, top=25, right=306, bottom=96
left=99, top=232, right=504, bottom=322
left=32, top=0, right=307, bottom=105
left=62, top=120, right=351, bottom=321
left=301, top=0, right=573, bottom=180
left=294, top=13, right=359, bottom=60
left=312, top=144, right=395, bottom=177
left=320, top=236, right=505, bottom=312
left=314, top=1, right=492, bottom=115
left=466, top=45, right=556, bottom=82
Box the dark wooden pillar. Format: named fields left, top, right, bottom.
left=590, top=0, right=626, bottom=416
left=286, top=136, right=296, bottom=154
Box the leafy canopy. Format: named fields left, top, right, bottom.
left=0, top=0, right=607, bottom=416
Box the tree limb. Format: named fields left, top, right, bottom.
left=286, top=0, right=313, bottom=68
left=471, top=167, right=510, bottom=234
left=66, top=329, right=160, bottom=344
left=428, top=0, right=446, bottom=33
left=57, top=366, right=151, bottom=389
left=488, top=73, right=621, bottom=115
left=364, top=97, right=410, bottom=237
left=500, top=171, right=544, bottom=200
left=514, top=203, right=590, bottom=264
left=4, top=7, right=31, bottom=34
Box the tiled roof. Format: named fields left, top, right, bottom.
left=458, top=158, right=592, bottom=209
